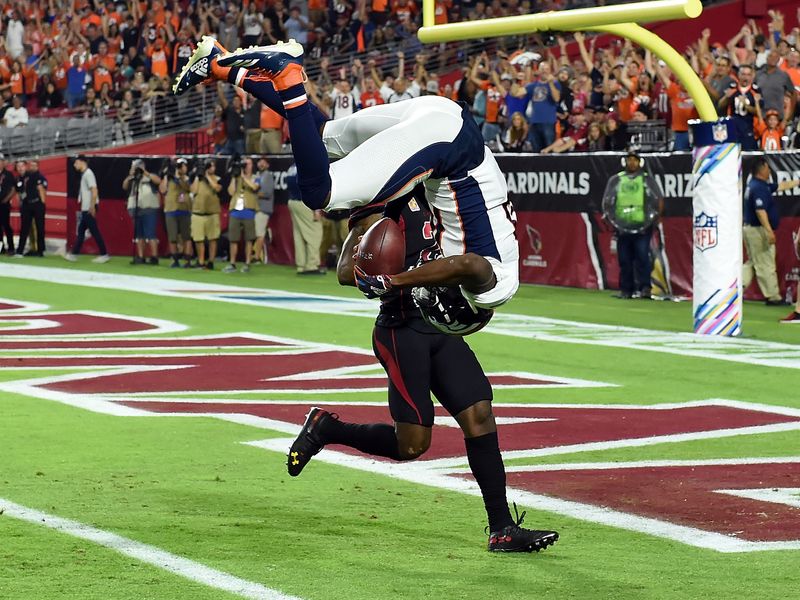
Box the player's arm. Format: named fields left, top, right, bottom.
left=388, top=253, right=496, bottom=294
left=336, top=212, right=382, bottom=286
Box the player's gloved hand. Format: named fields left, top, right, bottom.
left=354, top=265, right=393, bottom=299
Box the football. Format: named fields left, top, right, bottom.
left=355, top=217, right=406, bottom=275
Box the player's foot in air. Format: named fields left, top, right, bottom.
left=287, top=407, right=336, bottom=476
left=217, top=39, right=306, bottom=90
left=487, top=504, right=559, bottom=553
left=172, top=35, right=227, bottom=95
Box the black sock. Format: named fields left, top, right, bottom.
left=465, top=431, right=513, bottom=532
left=320, top=419, right=401, bottom=461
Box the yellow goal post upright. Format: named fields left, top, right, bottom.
left=418, top=0, right=743, bottom=336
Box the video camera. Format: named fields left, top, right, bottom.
left=228, top=154, right=244, bottom=178
left=131, top=158, right=145, bottom=179
left=187, top=157, right=213, bottom=181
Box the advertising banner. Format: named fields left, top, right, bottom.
left=68, top=151, right=800, bottom=299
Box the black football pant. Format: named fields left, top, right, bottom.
left=17, top=202, right=45, bottom=255
left=0, top=201, right=13, bottom=254
left=72, top=210, right=108, bottom=255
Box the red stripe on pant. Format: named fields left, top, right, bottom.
left=373, top=329, right=422, bottom=424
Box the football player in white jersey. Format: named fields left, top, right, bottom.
left=174, top=37, right=520, bottom=309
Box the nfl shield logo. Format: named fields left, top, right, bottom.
left=694, top=212, right=718, bottom=251
left=712, top=123, right=728, bottom=143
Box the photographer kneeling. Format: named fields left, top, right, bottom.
left=225, top=157, right=259, bottom=273
left=190, top=159, right=222, bottom=270
left=159, top=157, right=194, bottom=268
left=123, top=159, right=162, bottom=265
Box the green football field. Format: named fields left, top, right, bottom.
left=1, top=256, right=799, bottom=600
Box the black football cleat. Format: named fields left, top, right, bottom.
left=487, top=504, right=559, bottom=553
left=287, top=407, right=335, bottom=476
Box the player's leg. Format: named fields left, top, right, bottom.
left=321, top=96, right=452, bottom=158
left=216, top=45, right=475, bottom=212
left=432, top=335, right=558, bottom=552
left=287, top=324, right=435, bottom=476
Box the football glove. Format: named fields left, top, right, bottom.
left=354, top=265, right=394, bottom=299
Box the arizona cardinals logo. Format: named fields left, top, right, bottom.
left=525, top=225, right=542, bottom=254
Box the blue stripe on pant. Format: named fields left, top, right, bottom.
left=448, top=176, right=501, bottom=260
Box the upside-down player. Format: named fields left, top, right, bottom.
left=171, top=39, right=558, bottom=552
left=173, top=36, right=519, bottom=311
left=300, top=188, right=558, bottom=552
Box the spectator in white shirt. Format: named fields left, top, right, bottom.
left=330, top=80, right=359, bottom=119
left=4, top=96, right=28, bottom=128
left=5, top=11, right=24, bottom=59
left=384, top=78, right=419, bottom=103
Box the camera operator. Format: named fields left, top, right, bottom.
left=159, top=157, right=194, bottom=268
left=190, top=159, right=222, bottom=270
left=14, top=159, right=47, bottom=257
left=224, top=156, right=259, bottom=273
left=123, top=158, right=162, bottom=265
left=253, top=157, right=274, bottom=264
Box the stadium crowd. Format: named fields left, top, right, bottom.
left=0, top=1, right=798, bottom=154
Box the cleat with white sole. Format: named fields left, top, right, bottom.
left=172, top=35, right=226, bottom=95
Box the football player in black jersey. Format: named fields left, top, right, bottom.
left=286, top=189, right=558, bottom=554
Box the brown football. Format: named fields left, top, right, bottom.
left=355, top=217, right=405, bottom=275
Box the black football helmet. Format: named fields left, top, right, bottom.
left=411, top=286, right=494, bottom=336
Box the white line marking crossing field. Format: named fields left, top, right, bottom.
left=0, top=498, right=304, bottom=600
left=5, top=264, right=800, bottom=369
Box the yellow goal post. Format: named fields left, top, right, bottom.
left=417, top=0, right=716, bottom=122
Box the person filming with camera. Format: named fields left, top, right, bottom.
left=225, top=156, right=259, bottom=273
left=190, top=159, right=222, bottom=270
left=159, top=157, right=194, bottom=268
left=123, top=159, right=162, bottom=265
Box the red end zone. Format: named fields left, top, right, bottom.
left=498, top=462, right=800, bottom=543
left=117, top=401, right=800, bottom=461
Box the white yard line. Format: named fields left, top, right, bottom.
left=0, top=498, right=304, bottom=600
left=244, top=438, right=800, bottom=553
left=4, top=263, right=800, bottom=369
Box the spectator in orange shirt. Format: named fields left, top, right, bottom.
left=655, top=61, right=698, bottom=150
left=147, top=38, right=170, bottom=80
left=613, top=60, right=640, bottom=123
left=781, top=48, right=800, bottom=93
left=360, top=77, right=384, bottom=108
left=8, top=60, right=24, bottom=100
left=470, top=61, right=504, bottom=144
left=103, top=21, right=123, bottom=57
left=392, top=0, right=417, bottom=25
left=260, top=104, right=285, bottom=154
left=757, top=109, right=786, bottom=150
left=79, top=5, right=103, bottom=33
left=51, top=56, right=69, bottom=91
left=22, top=60, right=38, bottom=101
left=434, top=0, right=452, bottom=24
left=371, top=0, right=390, bottom=26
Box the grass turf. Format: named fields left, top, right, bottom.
left=1, top=256, right=799, bottom=599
